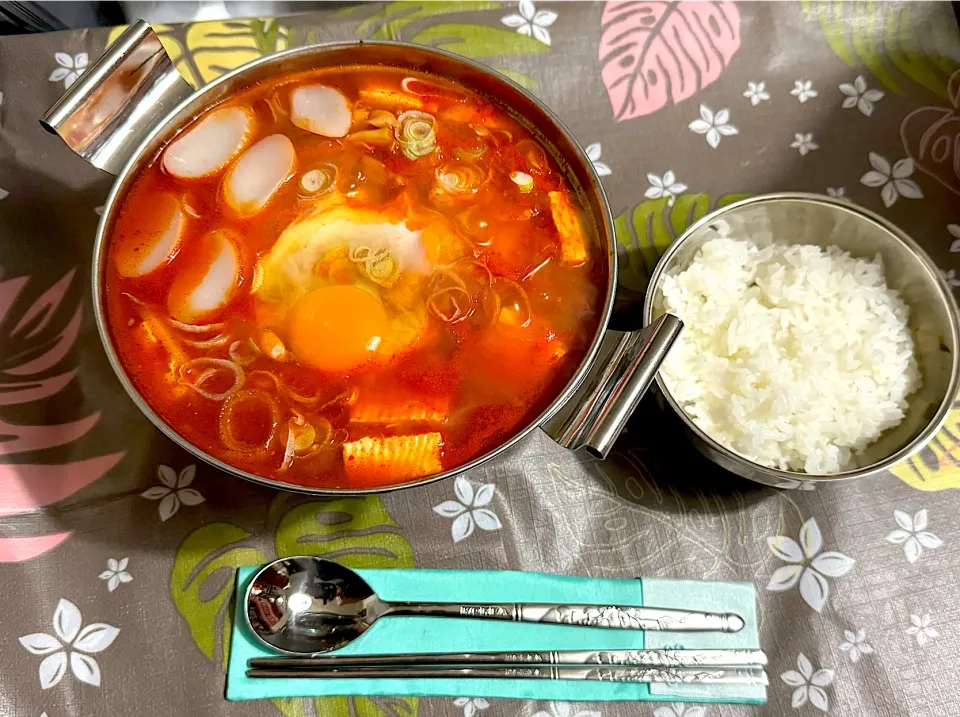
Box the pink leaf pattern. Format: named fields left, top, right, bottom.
left=7, top=306, right=82, bottom=376
left=900, top=68, right=960, bottom=197
left=0, top=415, right=100, bottom=456
left=0, top=370, right=77, bottom=406
left=0, top=269, right=124, bottom=561
left=0, top=454, right=124, bottom=517
left=12, top=268, right=76, bottom=339
left=598, top=0, right=741, bottom=121
left=0, top=276, right=30, bottom=330
left=0, top=533, right=72, bottom=563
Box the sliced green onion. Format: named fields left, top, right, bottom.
left=299, top=164, right=336, bottom=195
left=455, top=145, right=487, bottom=160
left=366, top=249, right=398, bottom=285
left=510, top=171, right=534, bottom=193
left=435, top=163, right=486, bottom=196
left=397, top=110, right=437, bottom=159
left=516, top=138, right=548, bottom=171
left=349, top=245, right=372, bottom=263
left=350, top=246, right=399, bottom=286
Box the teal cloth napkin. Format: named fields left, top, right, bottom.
left=226, top=567, right=765, bottom=704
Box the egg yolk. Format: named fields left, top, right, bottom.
left=288, top=284, right=389, bottom=372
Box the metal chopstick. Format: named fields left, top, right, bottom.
left=247, top=664, right=768, bottom=685
left=249, top=648, right=767, bottom=670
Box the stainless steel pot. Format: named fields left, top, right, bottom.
left=643, top=194, right=960, bottom=488
left=42, top=21, right=682, bottom=494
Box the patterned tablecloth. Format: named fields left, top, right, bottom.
left=2, top=2, right=960, bottom=716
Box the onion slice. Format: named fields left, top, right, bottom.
left=184, top=333, right=230, bottom=349
left=279, top=415, right=333, bottom=472
left=178, top=358, right=244, bottom=401
left=218, top=388, right=280, bottom=453
left=228, top=339, right=260, bottom=365
left=168, top=319, right=225, bottom=334
left=427, top=286, right=473, bottom=324
left=246, top=369, right=281, bottom=393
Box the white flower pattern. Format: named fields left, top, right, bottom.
left=906, top=614, right=939, bottom=646
left=48, top=52, right=88, bottom=89
left=766, top=517, right=855, bottom=612
left=644, top=171, right=688, bottom=205
left=19, top=599, right=119, bottom=689
left=860, top=152, right=923, bottom=207
left=654, top=705, right=705, bottom=717
left=839, top=628, right=873, bottom=663
left=790, top=132, right=818, bottom=156
left=433, top=475, right=502, bottom=542
left=743, top=81, right=769, bottom=106
left=948, top=224, right=960, bottom=252
left=826, top=187, right=846, bottom=200
left=791, top=79, right=818, bottom=103
left=531, top=702, right=600, bottom=717
left=98, top=558, right=132, bottom=592
left=141, top=464, right=204, bottom=521
left=839, top=75, right=884, bottom=116
left=688, top=105, right=738, bottom=149
left=775, top=479, right=816, bottom=491
left=885, top=509, right=943, bottom=563
left=501, top=0, right=557, bottom=46
left=585, top=142, right=611, bottom=176
left=453, top=697, right=490, bottom=717
left=781, top=653, right=834, bottom=711
left=942, top=269, right=960, bottom=288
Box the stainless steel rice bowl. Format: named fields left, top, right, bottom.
left=642, top=193, right=960, bottom=487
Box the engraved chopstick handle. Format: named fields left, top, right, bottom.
left=249, top=648, right=768, bottom=670
left=519, top=605, right=745, bottom=633
left=383, top=602, right=744, bottom=632
left=247, top=665, right=768, bottom=685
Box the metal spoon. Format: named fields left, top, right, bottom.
left=244, top=556, right=745, bottom=655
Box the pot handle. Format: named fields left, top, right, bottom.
left=40, top=20, right=193, bottom=175
left=541, top=314, right=682, bottom=459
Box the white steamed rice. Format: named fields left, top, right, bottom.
left=660, top=237, right=921, bottom=474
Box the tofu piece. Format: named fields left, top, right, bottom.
left=358, top=87, right=424, bottom=111
left=350, top=396, right=448, bottom=425
left=342, top=432, right=443, bottom=482
left=549, top=190, right=589, bottom=266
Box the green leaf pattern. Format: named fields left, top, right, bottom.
left=171, top=496, right=416, bottom=717
left=352, top=1, right=542, bottom=89
left=801, top=0, right=960, bottom=99
left=615, top=193, right=750, bottom=296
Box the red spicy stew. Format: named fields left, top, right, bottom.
left=103, top=65, right=605, bottom=490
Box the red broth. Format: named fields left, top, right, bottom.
left=103, top=66, right=604, bottom=489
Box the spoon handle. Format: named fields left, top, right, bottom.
left=247, top=665, right=768, bottom=685
left=383, top=602, right=744, bottom=632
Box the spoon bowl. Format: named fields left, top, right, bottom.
left=246, top=557, right=384, bottom=654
